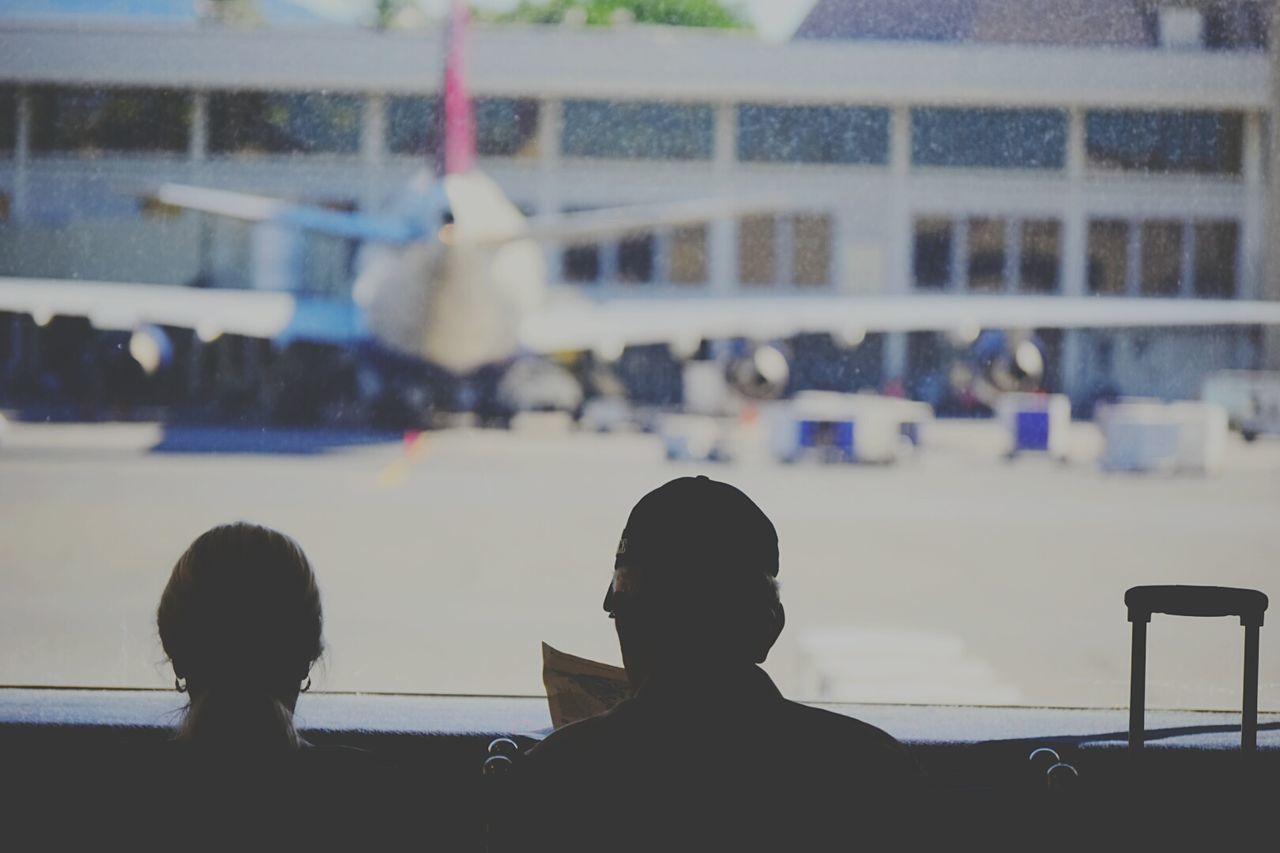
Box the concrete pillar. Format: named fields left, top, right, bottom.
left=13, top=88, right=30, bottom=223
left=1003, top=218, right=1020, bottom=293
left=1061, top=109, right=1089, bottom=400
left=1265, top=0, right=1280, bottom=366
left=708, top=101, right=738, bottom=294
left=536, top=98, right=562, bottom=278
left=190, top=92, right=208, bottom=163
left=1241, top=111, right=1264, bottom=300
left=360, top=94, right=387, bottom=211
left=883, top=106, right=912, bottom=380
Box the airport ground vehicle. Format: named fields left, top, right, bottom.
left=1202, top=371, right=1280, bottom=442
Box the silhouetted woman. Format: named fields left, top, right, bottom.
left=144, top=523, right=383, bottom=849
left=158, top=522, right=323, bottom=752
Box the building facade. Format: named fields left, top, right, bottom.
left=0, top=13, right=1272, bottom=403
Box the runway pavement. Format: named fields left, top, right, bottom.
left=2, top=416, right=1277, bottom=712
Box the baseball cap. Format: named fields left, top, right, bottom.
left=604, top=476, right=778, bottom=614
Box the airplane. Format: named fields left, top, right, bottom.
left=3, top=0, right=1280, bottom=428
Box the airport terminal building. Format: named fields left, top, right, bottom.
left=0, top=0, right=1275, bottom=405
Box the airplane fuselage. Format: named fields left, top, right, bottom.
left=352, top=171, right=547, bottom=376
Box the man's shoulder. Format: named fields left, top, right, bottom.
left=774, top=700, right=919, bottom=774
left=524, top=704, right=628, bottom=766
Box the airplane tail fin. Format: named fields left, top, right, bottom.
left=438, top=0, right=477, bottom=176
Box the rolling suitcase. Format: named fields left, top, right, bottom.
left=1125, top=584, right=1268, bottom=751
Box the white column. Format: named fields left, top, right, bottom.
left=536, top=98, right=563, bottom=280
left=13, top=89, right=30, bottom=223
left=1241, top=110, right=1264, bottom=300
left=190, top=92, right=208, bottom=163
left=1003, top=218, right=1020, bottom=293
left=361, top=95, right=386, bottom=166
left=1266, top=0, right=1280, bottom=366
left=360, top=94, right=387, bottom=211
left=1126, top=220, right=1142, bottom=296
left=951, top=218, right=969, bottom=292
left=708, top=101, right=737, bottom=294
left=1179, top=221, right=1195, bottom=298
left=1061, top=109, right=1089, bottom=399
left=883, top=105, right=912, bottom=380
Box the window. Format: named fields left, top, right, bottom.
left=668, top=226, right=708, bottom=285
left=1088, top=220, right=1130, bottom=295
left=617, top=234, right=654, bottom=284
left=388, top=96, right=440, bottom=157
left=475, top=97, right=539, bottom=158
left=913, top=217, right=952, bottom=289
left=29, top=87, right=189, bottom=154
left=1193, top=221, right=1238, bottom=298
left=737, top=104, right=889, bottom=164
left=911, top=108, right=1066, bottom=169
left=0, top=88, right=15, bottom=153
left=737, top=214, right=831, bottom=287
left=562, top=100, right=713, bottom=160
left=1140, top=220, right=1183, bottom=296
left=1018, top=220, right=1061, bottom=293
left=791, top=214, right=832, bottom=286
left=562, top=242, right=600, bottom=283
left=209, top=92, right=361, bottom=155
left=389, top=96, right=538, bottom=158
left=1085, top=110, right=1244, bottom=175
left=966, top=217, right=1005, bottom=293
left=738, top=215, right=777, bottom=285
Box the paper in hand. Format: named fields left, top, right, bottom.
left=541, top=642, right=629, bottom=730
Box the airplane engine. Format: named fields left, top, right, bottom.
left=952, top=331, right=1046, bottom=406
left=727, top=342, right=791, bottom=400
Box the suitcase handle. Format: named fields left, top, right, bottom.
left=1126, top=585, right=1267, bottom=626
left=1126, top=585, right=1268, bottom=753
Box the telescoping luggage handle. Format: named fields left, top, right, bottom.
left=1126, top=585, right=1268, bottom=752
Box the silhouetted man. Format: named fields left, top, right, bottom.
left=518, top=476, right=921, bottom=851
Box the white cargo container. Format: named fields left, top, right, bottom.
left=1097, top=400, right=1228, bottom=474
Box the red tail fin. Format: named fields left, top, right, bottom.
left=439, top=0, right=477, bottom=175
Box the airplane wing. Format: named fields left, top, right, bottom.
left=519, top=292, right=1280, bottom=355
left=153, top=184, right=425, bottom=244
left=0, top=277, right=365, bottom=344
left=468, top=195, right=793, bottom=247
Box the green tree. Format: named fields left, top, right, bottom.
left=483, top=0, right=749, bottom=30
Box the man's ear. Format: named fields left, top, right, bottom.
left=755, top=602, right=785, bottom=664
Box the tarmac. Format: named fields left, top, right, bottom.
left=2, top=414, right=1277, bottom=712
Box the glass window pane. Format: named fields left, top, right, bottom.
left=29, top=86, right=190, bottom=154
left=913, top=217, right=952, bottom=289
left=668, top=226, right=707, bottom=285
left=562, top=242, right=600, bottom=283
left=0, top=88, right=15, bottom=153
left=792, top=214, right=832, bottom=285
left=738, top=215, right=777, bottom=285
left=476, top=97, right=539, bottom=157
left=1019, top=219, right=1061, bottom=293
left=388, top=95, right=439, bottom=157
left=1088, top=220, right=1129, bottom=295
left=967, top=217, right=1005, bottom=293
left=562, top=100, right=713, bottom=160
left=209, top=92, right=361, bottom=155
left=618, top=234, right=654, bottom=283
left=1141, top=220, right=1183, bottom=296
left=737, top=104, right=889, bottom=164
left=1085, top=110, right=1243, bottom=175
left=911, top=108, right=1066, bottom=169
left=1193, top=221, right=1238, bottom=298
